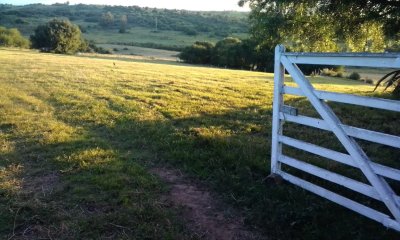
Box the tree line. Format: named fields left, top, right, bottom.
left=0, top=19, right=111, bottom=54
left=180, top=0, right=399, bottom=70
left=179, top=38, right=274, bottom=71
left=0, top=3, right=248, bottom=37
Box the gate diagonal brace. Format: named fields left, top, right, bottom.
left=277, top=47, right=400, bottom=223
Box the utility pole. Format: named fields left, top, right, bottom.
left=155, top=16, right=158, bottom=32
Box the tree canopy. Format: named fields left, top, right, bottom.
left=0, top=26, right=30, bottom=48
left=30, top=19, right=85, bottom=54
left=179, top=41, right=214, bottom=64
left=239, top=0, right=398, bottom=52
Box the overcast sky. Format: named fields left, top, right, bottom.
left=2, top=0, right=250, bottom=11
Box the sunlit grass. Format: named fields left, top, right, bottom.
left=0, top=48, right=398, bottom=239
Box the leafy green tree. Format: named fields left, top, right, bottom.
left=0, top=26, right=30, bottom=48
left=30, top=19, right=84, bottom=54
left=119, top=15, right=128, bottom=33
left=240, top=0, right=399, bottom=37
left=179, top=41, right=214, bottom=64
left=100, top=11, right=114, bottom=27
left=237, top=39, right=258, bottom=70
left=343, top=22, right=385, bottom=52
left=239, top=0, right=390, bottom=53
left=212, top=37, right=242, bottom=68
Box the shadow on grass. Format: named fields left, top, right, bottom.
left=57, top=99, right=400, bottom=239
left=0, top=128, right=189, bottom=239
left=1, top=96, right=399, bottom=240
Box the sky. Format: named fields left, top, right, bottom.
left=1, top=0, right=250, bottom=11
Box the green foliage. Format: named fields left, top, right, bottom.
left=343, top=22, right=385, bottom=52
left=100, top=11, right=114, bottom=27
left=364, top=79, right=374, bottom=85
left=179, top=41, right=214, bottom=64
left=30, top=19, right=84, bottom=54
left=386, top=34, right=400, bottom=52
left=212, top=37, right=242, bottom=67
left=241, top=0, right=393, bottom=53
left=86, top=40, right=112, bottom=54
left=321, top=68, right=339, bottom=77
left=348, top=72, right=361, bottom=80
left=179, top=38, right=259, bottom=70
left=374, top=70, right=400, bottom=98
left=179, top=37, right=275, bottom=71
left=0, top=4, right=248, bottom=39
left=320, top=68, right=345, bottom=78
left=181, top=27, right=197, bottom=36
left=14, top=18, right=28, bottom=24
left=334, top=65, right=345, bottom=73
left=0, top=26, right=30, bottom=48
left=119, top=14, right=128, bottom=33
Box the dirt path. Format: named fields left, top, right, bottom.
left=150, top=167, right=265, bottom=240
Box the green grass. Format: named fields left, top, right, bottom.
left=83, top=26, right=248, bottom=48
left=97, top=44, right=179, bottom=60
left=345, top=67, right=398, bottom=83
left=0, top=48, right=399, bottom=239
left=11, top=17, right=248, bottom=50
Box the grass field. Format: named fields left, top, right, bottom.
left=96, top=44, right=179, bottom=61
left=346, top=67, right=398, bottom=83
left=0, top=48, right=399, bottom=239
left=13, top=17, right=248, bottom=50
left=82, top=26, right=248, bottom=48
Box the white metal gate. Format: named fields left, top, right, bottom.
left=271, top=45, right=400, bottom=231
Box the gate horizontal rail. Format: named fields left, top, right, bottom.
left=283, top=86, right=400, bottom=112
left=271, top=45, right=400, bottom=231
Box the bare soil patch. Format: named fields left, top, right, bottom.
left=151, top=167, right=265, bottom=240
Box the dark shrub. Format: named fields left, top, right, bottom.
left=30, top=19, right=84, bottom=54
left=348, top=72, right=361, bottom=80
left=298, top=64, right=334, bottom=75
left=15, top=18, right=28, bottom=24
left=333, top=65, right=345, bottom=73
left=182, top=27, right=197, bottom=36
left=336, top=72, right=344, bottom=78
left=365, top=79, right=374, bottom=84
left=179, top=41, right=214, bottom=64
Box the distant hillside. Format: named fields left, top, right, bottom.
left=0, top=3, right=249, bottom=50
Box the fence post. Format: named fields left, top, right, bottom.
left=270, top=45, right=285, bottom=174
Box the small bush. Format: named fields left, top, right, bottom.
left=299, top=64, right=333, bottom=75
left=321, top=68, right=337, bottom=77
left=86, top=41, right=112, bottom=54
left=333, top=65, right=345, bottom=73
left=0, top=26, right=30, bottom=48
left=113, top=48, right=119, bottom=52
left=15, top=18, right=28, bottom=24
left=319, top=68, right=346, bottom=78
left=182, top=27, right=197, bottom=36
left=98, top=48, right=112, bottom=54
left=123, top=47, right=129, bottom=50
left=348, top=72, right=361, bottom=80
left=336, top=72, right=344, bottom=78
left=364, top=79, right=374, bottom=84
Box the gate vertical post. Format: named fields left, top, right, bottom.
left=271, top=45, right=285, bottom=174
